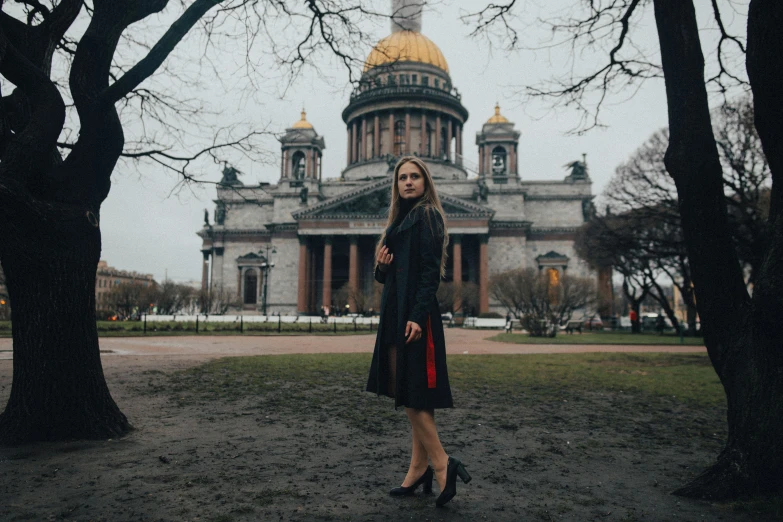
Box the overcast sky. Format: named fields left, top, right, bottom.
left=97, top=0, right=748, bottom=283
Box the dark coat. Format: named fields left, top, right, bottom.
left=366, top=206, right=453, bottom=410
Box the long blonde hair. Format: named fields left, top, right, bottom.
left=376, top=156, right=449, bottom=277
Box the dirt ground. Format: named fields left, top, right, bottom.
left=0, top=334, right=763, bottom=522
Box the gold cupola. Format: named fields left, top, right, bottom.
left=486, top=103, right=510, bottom=124
left=291, top=109, right=313, bottom=129
left=364, top=31, right=449, bottom=73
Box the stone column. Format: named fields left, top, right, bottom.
left=297, top=238, right=309, bottom=313
left=435, top=114, right=441, bottom=158
left=351, top=121, right=357, bottom=164
left=388, top=112, right=395, bottom=156
left=446, top=117, right=453, bottom=161
left=360, top=117, right=367, bottom=161
left=348, top=236, right=359, bottom=312
left=455, top=124, right=462, bottom=158
left=201, top=251, right=210, bottom=291
left=451, top=236, right=462, bottom=313
left=479, top=235, right=489, bottom=313
left=421, top=111, right=427, bottom=156
left=280, top=149, right=285, bottom=178
left=322, top=238, right=333, bottom=310
left=346, top=128, right=351, bottom=165
left=478, top=146, right=484, bottom=176
left=405, top=112, right=411, bottom=155
left=283, top=149, right=290, bottom=178
left=374, top=115, right=380, bottom=158
left=309, top=245, right=317, bottom=312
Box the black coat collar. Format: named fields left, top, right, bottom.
left=397, top=205, right=426, bottom=233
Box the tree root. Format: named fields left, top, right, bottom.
left=673, top=449, right=782, bottom=500
left=0, top=409, right=133, bottom=445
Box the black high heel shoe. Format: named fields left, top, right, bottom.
left=435, top=457, right=471, bottom=507
left=390, top=467, right=434, bottom=496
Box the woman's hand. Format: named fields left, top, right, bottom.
left=405, top=321, right=422, bottom=344
left=376, top=245, right=394, bottom=272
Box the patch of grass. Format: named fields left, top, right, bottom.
left=453, top=353, right=722, bottom=407
left=168, top=352, right=724, bottom=410
left=488, top=331, right=705, bottom=345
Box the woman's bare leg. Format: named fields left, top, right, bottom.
left=401, top=425, right=429, bottom=486
left=406, top=408, right=449, bottom=489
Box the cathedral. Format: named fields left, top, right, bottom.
left=197, top=0, right=596, bottom=316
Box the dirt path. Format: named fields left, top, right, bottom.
left=0, top=330, right=706, bottom=362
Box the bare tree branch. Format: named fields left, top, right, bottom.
left=102, top=0, right=220, bottom=105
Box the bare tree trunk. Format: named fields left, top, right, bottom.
left=0, top=204, right=130, bottom=443
left=648, top=278, right=680, bottom=333
left=686, top=300, right=698, bottom=335
left=622, top=278, right=647, bottom=333
left=654, top=0, right=783, bottom=498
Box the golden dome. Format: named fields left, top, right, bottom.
left=291, top=109, right=313, bottom=129
left=486, top=103, right=509, bottom=124
left=364, top=31, right=449, bottom=73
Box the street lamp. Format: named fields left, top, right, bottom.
left=260, top=245, right=277, bottom=316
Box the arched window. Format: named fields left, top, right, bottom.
left=394, top=120, right=406, bottom=156
left=492, top=146, right=507, bottom=176
left=291, top=151, right=306, bottom=179
left=244, top=269, right=258, bottom=305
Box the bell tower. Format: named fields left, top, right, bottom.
left=476, top=103, right=520, bottom=184
left=279, top=109, right=325, bottom=184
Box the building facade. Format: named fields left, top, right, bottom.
left=95, top=261, right=156, bottom=312
left=198, top=1, right=596, bottom=316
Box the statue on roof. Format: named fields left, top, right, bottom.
left=477, top=179, right=489, bottom=202
left=215, top=201, right=227, bottom=225
left=219, top=161, right=243, bottom=186
left=386, top=154, right=398, bottom=172
left=565, top=153, right=589, bottom=181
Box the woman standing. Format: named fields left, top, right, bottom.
left=366, top=156, right=471, bottom=507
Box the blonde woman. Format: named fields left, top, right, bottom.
left=366, top=156, right=471, bottom=507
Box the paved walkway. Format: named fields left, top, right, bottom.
left=0, top=330, right=705, bottom=362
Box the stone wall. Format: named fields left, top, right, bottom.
left=265, top=237, right=300, bottom=314
left=525, top=200, right=584, bottom=228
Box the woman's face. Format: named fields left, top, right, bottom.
left=397, top=162, right=426, bottom=200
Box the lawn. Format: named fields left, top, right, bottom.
left=489, top=330, right=705, bottom=346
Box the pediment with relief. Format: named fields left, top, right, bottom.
left=292, top=178, right=494, bottom=220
